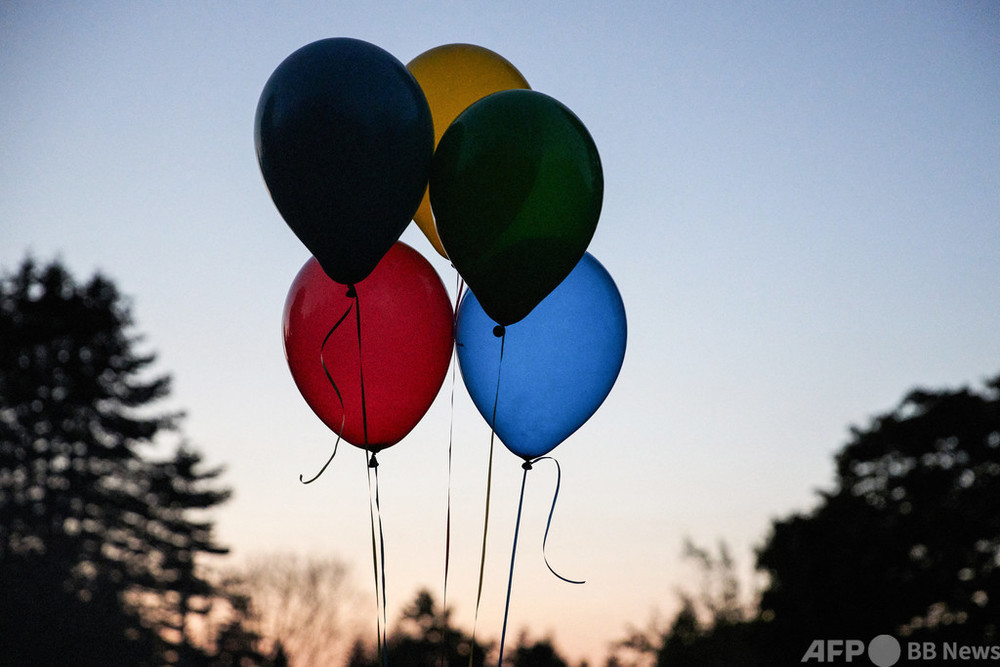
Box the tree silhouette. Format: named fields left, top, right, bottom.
left=225, top=553, right=363, bottom=665
left=506, top=631, right=569, bottom=667
left=0, top=257, right=254, bottom=665
left=347, top=588, right=491, bottom=667
left=757, top=375, right=1000, bottom=657
left=346, top=589, right=579, bottom=667
left=611, top=374, right=1000, bottom=665
left=609, top=540, right=761, bottom=667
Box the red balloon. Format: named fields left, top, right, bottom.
left=283, top=242, right=453, bottom=451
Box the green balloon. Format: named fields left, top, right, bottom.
left=430, top=89, right=603, bottom=326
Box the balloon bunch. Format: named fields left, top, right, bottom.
left=255, top=38, right=626, bottom=665
left=407, top=43, right=627, bottom=459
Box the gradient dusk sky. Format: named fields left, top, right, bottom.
left=3, top=2, right=999, bottom=662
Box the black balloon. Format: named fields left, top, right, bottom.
left=255, top=38, right=434, bottom=285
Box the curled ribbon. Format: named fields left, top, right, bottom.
left=531, top=456, right=585, bottom=585
left=298, top=296, right=355, bottom=484
left=499, top=455, right=584, bottom=665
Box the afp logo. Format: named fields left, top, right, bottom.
left=801, top=635, right=901, bottom=666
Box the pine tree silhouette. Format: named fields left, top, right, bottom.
left=0, top=257, right=243, bottom=665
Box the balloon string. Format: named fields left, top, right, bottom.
left=443, top=275, right=465, bottom=606
left=532, top=456, right=585, bottom=585
left=350, top=285, right=369, bottom=447
left=375, top=454, right=389, bottom=667
left=367, top=451, right=389, bottom=667
left=498, top=460, right=530, bottom=667
left=441, top=272, right=464, bottom=665
left=299, top=300, right=355, bottom=484
left=469, top=327, right=504, bottom=667
left=358, top=282, right=382, bottom=665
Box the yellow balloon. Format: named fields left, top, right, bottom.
left=407, top=44, right=530, bottom=257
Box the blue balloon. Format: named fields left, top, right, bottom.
left=456, top=253, right=627, bottom=460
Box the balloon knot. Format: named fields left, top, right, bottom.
left=493, top=325, right=505, bottom=338
left=345, top=285, right=357, bottom=298
left=521, top=459, right=533, bottom=471
left=368, top=451, right=379, bottom=469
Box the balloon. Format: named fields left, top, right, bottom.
left=407, top=44, right=530, bottom=257
left=455, top=253, right=626, bottom=460
left=283, top=242, right=453, bottom=451
left=430, top=89, right=603, bottom=326
left=256, top=38, right=434, bottom=285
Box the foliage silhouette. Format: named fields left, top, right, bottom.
left=0, top=257, right=263, bottom=665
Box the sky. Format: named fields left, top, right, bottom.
left=2, top=1, right=999, bottom=663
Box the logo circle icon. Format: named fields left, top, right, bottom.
left=868, top=635, right=901, bottom=667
